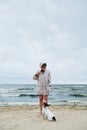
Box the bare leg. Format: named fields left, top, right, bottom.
left=39, top=95, right=48, bottom=115
left=43, top=95, right=48, bottom=103
left=39, top=95, right=43, bottom=115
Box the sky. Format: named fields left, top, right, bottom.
left=0, top=0, right=87, bottom=84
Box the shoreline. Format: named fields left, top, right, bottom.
left=0, top=104, right=87, bottom=112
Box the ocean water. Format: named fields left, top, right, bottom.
left=0, top=84, right=87, bottom=106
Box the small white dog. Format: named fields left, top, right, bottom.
left=42, top=100, right=56, bottom=121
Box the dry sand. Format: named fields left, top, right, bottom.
left=0, top=105, right=87, bottom=130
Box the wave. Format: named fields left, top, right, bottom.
left=0, top=93, right=37, bottom=97
left=19, top=94, right=37, bottom=97
left=0, top=88, right=16, bottom=92
left=0, top=94, right=19, bottom=97
left=60, top=100, right=68, bottom=102
left=71, top=87, right=86, bottom=91
left=17, top=88, right=34, bottom=90
left=70, top=94, right=87, bottom=97
left=71, top=88, right=79, bottom=91
left=0, top=88, right=34, bottom=93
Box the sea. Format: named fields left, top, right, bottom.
left=0, top=84, right=87, bottom=106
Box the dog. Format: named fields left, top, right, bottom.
left=42, top=100, right=56, bottom=121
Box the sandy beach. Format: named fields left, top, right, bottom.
left=0, top=105, right=87, bottom=130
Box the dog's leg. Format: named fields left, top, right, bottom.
left=42, top=113, right=47, bottom=120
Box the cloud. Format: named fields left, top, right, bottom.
left=0, top=0, right=87, bottom=84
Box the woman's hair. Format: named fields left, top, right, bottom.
left=41, top=63, right=47, bottom=68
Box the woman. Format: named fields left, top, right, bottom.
left=33, top=62, right=51, bottom=115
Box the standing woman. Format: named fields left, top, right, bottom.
left=33, top=62, right=51, bottom=115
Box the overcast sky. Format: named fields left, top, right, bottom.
left=0, top=0, right=87, bottom=84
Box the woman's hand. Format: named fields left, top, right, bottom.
left=35, top=71, right=41, bottom=77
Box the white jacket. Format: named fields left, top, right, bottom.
left=33, top=70, right=51, bottom=95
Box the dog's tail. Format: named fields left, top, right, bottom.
left=52, top=116, right=56, bottom=121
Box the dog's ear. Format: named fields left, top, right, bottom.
left=43, top=100, right=51, bottom=107
left=45, top=103, right=49, bottom=107
left=46, top=104, right=51, bottom=107
left=44, top=102, right=50, bottom=107
left=43, top=101, right=51, bottom=107
left=43, top=102, right=48, bottom=107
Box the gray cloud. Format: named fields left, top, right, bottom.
left=0, top=0, right=87, bottom=84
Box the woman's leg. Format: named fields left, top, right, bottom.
left=39, top=95, right=43, bottom=115
left=43, top=95, right=48, bottom=103
left=39, top=95, right=48, bottom=115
